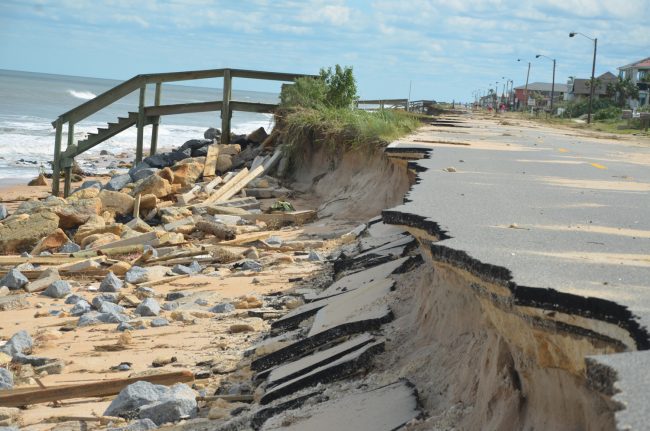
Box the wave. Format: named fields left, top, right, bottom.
left=68, top=89, right=97, bottom=100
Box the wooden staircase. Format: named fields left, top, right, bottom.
left=51, top=68, right=317, bottom=197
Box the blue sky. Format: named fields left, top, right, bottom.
left=0, top=0, right=648, bottom=102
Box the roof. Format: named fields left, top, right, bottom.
left=619, top=57, right=650, bottom=71
left=513, top=82, right=569, bottom=93
left=571, top=72, right=617, bottom=95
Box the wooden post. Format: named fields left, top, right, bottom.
left=150, top=82, right=161, bottom=156
left=136, top=84, right=146, bottom=163
left=221, top=69, right=232, bottom=145
left=52, top=120, right=63, bottom=196
left=63, top=121, right=74, bottom=197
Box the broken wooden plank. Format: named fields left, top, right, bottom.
left=250, top=155, right=268, bottom=171
left=177, top=185, right=201, bottom=206
left=202, top=144, right=220, bottom=178
left=72, top=244, right=145, bottom=258
left=195, top=220, right=236, bottom=241
left=91, top=232, right=159, bottom=251
left=0, top=256, right=85, bottom=266
left=204, top=176, right=223, bottom=194
left=202, top=168, right=249, bottom=205
left=0, top=370, right=194, bottom=407
left=215, top=166, right=264, bottom=203
left=136, top=273, right=190, bottom=288
left=197, top=394, right=254, bottom=403
left=220, top=231, right=271, bottom=246
left=133, top=193, right=142, bottom=219
left=240, top=210, right=316, bottom=227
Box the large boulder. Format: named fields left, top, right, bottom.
left=30, top=228, right=70, bottom=255
left=42, top=280, right=71, bottom=299
left=0, top=269, right=28, bottom=290
left=68, top=187, right=100, bottom=201
left=204, top=128, right=221, bottom=140
left=171, top=158, right=204, bottom=187
left=55, top=198, right=103, bottom=229
left=215, top=155, right=232, bottom=173
left=131, top=175, right=172, bottom=198
left=99, top=190, right=135, bottom=216
left=105, top=174, right=132, bottom=192
left=0, top=330, right=33, bottom=358
left=179, top=139, right=211, bottom=153
left=246, top=127, right=269, bottom=144
left=99, top=272, right=123, bottom=292
left=131, top=168, right=158, bottom=182
left=143, top=153, right=171, bottom=169
left=135, top=298, right=160, bottom=317
left=0, top=211, right=59, bottom=254
left=105, top=382, right=196, bottom=425
left=129, top=162, right=153, bottom=180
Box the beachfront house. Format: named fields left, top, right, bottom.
left=618, top=57, right=650, bottom=108
left=565, top=72, right=617, bottom=102
left=513, top=82, right=568, bottom=109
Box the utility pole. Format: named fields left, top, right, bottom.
left=570, top=32, right=598, bottom=124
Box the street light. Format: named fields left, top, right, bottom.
left=570, top=32, right=598, bottom=124
left=536, top=54, right=556, bottom=114
left=502, top=77, right=514, bottom=109
left=517, top=59, right=531, bottom=111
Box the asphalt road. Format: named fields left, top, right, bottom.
left=384, top=113, right=650, bottom=429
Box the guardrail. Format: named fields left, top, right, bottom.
left=51, top=68, right=316, bottom=196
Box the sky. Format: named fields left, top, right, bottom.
left=0, top=0, right=648, bottom=102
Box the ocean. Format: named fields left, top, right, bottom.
left=0, top=69, right=278, bottom=182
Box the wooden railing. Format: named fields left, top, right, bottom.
left=51, top=68, right=316, bottom=196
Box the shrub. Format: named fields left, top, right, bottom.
left=593, top=106, right=622, bottom=121
left=280, top=64, right=357, bottom=109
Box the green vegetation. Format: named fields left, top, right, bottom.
left=277, top=65, right=422, bottom=168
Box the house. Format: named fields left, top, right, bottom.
left=565, top=72, right=617, bottom=102
left=618, top=57, right=650, bottom=107
left=513, top=82, right=569, bottom=108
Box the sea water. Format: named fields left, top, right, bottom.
left=0, top=69, right=278, bottom=182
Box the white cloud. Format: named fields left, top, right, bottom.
left=113, top=14, right=150, bottom=28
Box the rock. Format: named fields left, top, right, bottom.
left=58, top=241, right=81, bottom=253
left=92, top=293, right=118, bottom=309
left=12, top=353, right=51, bottom=367
left=105, top=174, right=133, bottom=192
left=104, top=381, right=171, bottom=417
left=70, top=299, right=92, bottom=316
left=132, top=168, right=158, bottom=182
left=265, top=236, right=283, bottom=247
left=171, top=261, right=201, bottom=275
left=215, top=154, right=233, bottom=173
left=179, top=139, right=211, bottom=153
left=136, top=298, right=160, bottom=317
left=172, top=160, right=204, bottom=187
left=99, top=301, right=126, bottom=315
left=0, top=212, right=59, bottom=254
left=150, top=318, right=169, bottom=327
left=143, top=153, right=171, bottom=169
left=99, top=190, right=135, bottom=215
left=68, top=187, right=101, bottom=202
left=137, top=384, right=197, bottom=425
left=28, top=173, right=48, bottom=186
left=246, top=127, right=268, bottom=144
left=243, top=247, right=259, bottom=259
left=35, top=359, right=64, bottom=375
left=42, top=280, right=71, bottom=299
left=131, top=175, right=172, bottom=198
left=161, top=302, right=178, bottom=311
left=126, top=266, right=168, bottom=285
left=0, top=205, right=8, bottom=221
left=157, top=167, right=174, bottom=184
left=77, top=180, right=103, bottom=191
left=209, top=303, right=234, bottom=314
left=129, top=162, right=153, bottom=180
left=79, top=311, right=129, bottom=326
left=229, top=324, right=255, bottom=333
left=107, top=418, right=158, bottom=431
left=0, top=368, right=13, bottom=390
left=65, top=294, right=84, bottom=304
left=82, top=232, right=120, bottom=249
left=308, top=250, right=323, bottom=261
left=109, top=261, right=132, bottom=276
left=0, top=269, right=28, bottom=290
left=117, top=322, right=133, bottom=332
left=56, top=198, right=103, bottom=229
left=139, top=194, right=158, bottom=211
left=0, top=330, right=32, bottom=357
left=204, top=128, right=221, bottom=140
left=165, top=292, right=188, bottom=301
left=239, top=260, right=262, bottom=272
left=100, top=272, right=124, bottom=292
left=77, top=311, right=101, bottom=326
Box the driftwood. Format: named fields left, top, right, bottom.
left=202, top=144, right=220, bottom=178
left=202, top=168, right=249, bottom=205
left=136, top=273, right=190, bottom=288
left=0, top=370, right=194, bottom=407
left=195, top=220, right=236, bottom=241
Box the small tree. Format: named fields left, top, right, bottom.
left=319, top=65, right=358, bottom=108
left=606, top=76, right=640, bottom=107
left=280, top=64, right=358, bottom=110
